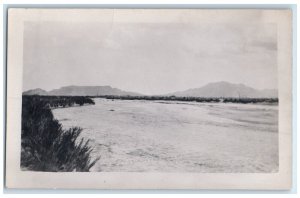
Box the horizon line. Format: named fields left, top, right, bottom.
left=23, top=81, right=278, bottom=96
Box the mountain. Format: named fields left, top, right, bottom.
left=23, top=82, right=278, bottom=98
left=48, top=86, right=141, bottom=96
left=22, top=88, right=48, bottom=95
left=168, top=81, right=277, bottom=98
left=23, top=86, right=142, bottom=96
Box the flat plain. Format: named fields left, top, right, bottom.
left=52, top=98, right=278, bottom=173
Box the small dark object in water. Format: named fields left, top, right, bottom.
left=109, top=109, right=115, bottom=111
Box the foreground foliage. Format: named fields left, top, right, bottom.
left=21, top=96, right=99, bottom=172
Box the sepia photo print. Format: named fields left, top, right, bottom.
left=6, top=9, right=292, bottom=189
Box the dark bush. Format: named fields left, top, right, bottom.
left=21, top=96, right=99, bottom=172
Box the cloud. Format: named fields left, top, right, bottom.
left=249, top=40, right=277, bottom=51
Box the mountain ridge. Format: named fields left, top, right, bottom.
left=23, top=85, right=142, bottom=96
left=167, top=81, right=277, bottom=98
left=23, top=82, right=278, bottom=98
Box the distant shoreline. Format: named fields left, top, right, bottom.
left=22, top=94, right=278, bottom=105
left=91, top=95, right=278, bottom=104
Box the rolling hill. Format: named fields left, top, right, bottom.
left=22, top=88, right=48, bottom=96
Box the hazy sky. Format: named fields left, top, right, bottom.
left=23, top=19, right=277, bottom=95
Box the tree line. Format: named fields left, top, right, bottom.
left=92, top=95, right=278, bottom=104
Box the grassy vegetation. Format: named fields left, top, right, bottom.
left=26, top=95, right=95, bottom=108
left=21, top=95, right=99, bottom=172
left=92, top=95, right=278, bottom=104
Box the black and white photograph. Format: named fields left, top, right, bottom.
left=5, top=8, right=292, bottom=189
